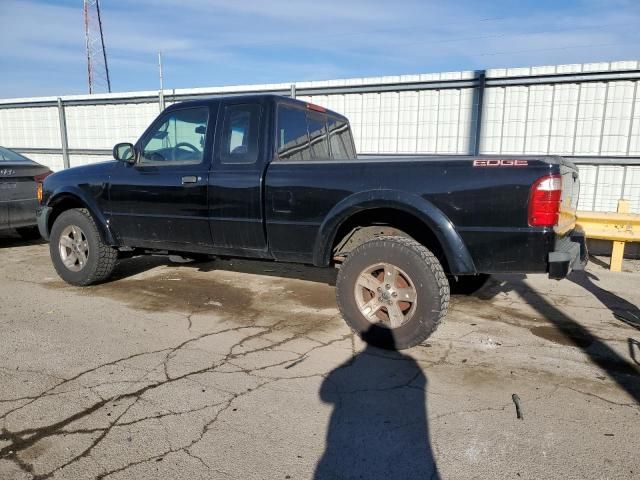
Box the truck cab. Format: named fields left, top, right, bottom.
left=74, top=95, right=355, bottom=258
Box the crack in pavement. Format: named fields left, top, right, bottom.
left=0, top=309, right=352, bottom=479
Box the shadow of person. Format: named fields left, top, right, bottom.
left=568, top=270, right=640, bottom=331
left=315, top=325, right=439, bottom=480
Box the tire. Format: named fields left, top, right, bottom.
left=49, top=208, right=118, bottom=286
left=448, top=274, right=490, bottom=295
left=336, top=236, right=449, bottom=350
left=16, top=226, right=41, bottom=241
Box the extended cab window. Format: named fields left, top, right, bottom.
left=220, top=104, right=261, bottom=164
left=277, top=105, right=312, bottom=161
left=139, top=107, right=208, bottom=165
left=328, top=116, right=356, bottom=160
left=278, top=105, right=352, bottom=161
left=307, top=112, right=329, bottom=159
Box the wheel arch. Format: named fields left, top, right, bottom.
left=313, top=190, right=476, bottom=275
left=47, top=189, right=116, bottom=246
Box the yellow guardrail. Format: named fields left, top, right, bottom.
left=577, top=200, right=640, bottom=272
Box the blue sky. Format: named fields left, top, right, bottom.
left=0, top=0, right=639, bottom=98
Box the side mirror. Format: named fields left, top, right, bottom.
left=113, top=142, right=136, bottom=164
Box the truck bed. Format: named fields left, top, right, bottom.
left=265, top=154, right=579, bottom=273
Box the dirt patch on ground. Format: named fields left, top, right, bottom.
left=50, top=273, right=256, bottom=315
left=529, top=325, right=593, bottom=349
left=45, top=257, right=342, bottom=334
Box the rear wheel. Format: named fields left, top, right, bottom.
left=336, top=236, right=449, bottom=350
left=49, top=208, right=117, bottom=286
left=16, top=226, right=41, bottom=241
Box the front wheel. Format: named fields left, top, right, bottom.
left=336, top=236, right=449, bottom=350
left=49, top=208, right=118, bottom=286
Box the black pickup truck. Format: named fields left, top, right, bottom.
left=37, top=94, right=587, bottom=349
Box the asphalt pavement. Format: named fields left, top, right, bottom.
left=0, top=233, right=638, bottom=479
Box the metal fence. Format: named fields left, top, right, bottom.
left=1, top=60, right=639, bottom=213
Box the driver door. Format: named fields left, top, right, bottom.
left=108, top=104, right=216, bottom=249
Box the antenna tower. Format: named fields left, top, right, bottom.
left=83, top=0, right=111, bottom=93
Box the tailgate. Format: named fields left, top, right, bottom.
left=555, top=158, right=580, bottom=235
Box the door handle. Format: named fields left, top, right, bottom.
left=181, top=175, right=199, bottom=184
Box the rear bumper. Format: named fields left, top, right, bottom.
left=548, top=228, right=588, bottom=279
left=36, top=206, right=52, bottom=241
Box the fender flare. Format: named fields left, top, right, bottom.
left=47, top=186, right=117, bottom=245
left=313, top=189, right=476, bottom=274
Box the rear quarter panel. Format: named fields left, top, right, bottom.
left=265, top=156, right=559, bottom=273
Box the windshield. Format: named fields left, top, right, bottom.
left=0, top=147, right=33, bottom=163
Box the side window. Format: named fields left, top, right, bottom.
left=306, top=112, right=329, bottom=159
left=139, top=107, right=209, bottom=165
left=220, top=104, right=261, bottom=164
left=277, top=105, right=311, bottom=161
left=328, top=116, right=356, bottom=160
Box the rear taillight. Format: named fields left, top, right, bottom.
left=528, top=174, right=562, bottom=227
left=34, top=171, right=52, bottom=204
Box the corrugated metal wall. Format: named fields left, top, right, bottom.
left=301, top=89, right=479, bottom=155
left=1, top=61, right=639, bottom=213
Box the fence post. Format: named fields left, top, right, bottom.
left=610, top=199, right=630, bottom=272
left=159, top=90, right=165, bottom=112
left=56, top=97, right=70, bottom=169
left=471, top=70, right=486, bottom=155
